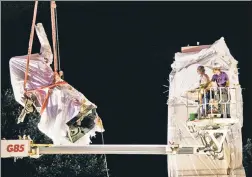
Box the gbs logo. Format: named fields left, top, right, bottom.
left=7, top=144, right=25, bottom=152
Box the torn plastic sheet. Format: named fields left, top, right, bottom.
left=167, top=37, right=245, bottom=177
left=9, top=23, right=104, bottom=145
left=9, top=54, right=104, bottom=145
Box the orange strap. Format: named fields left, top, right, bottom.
left=24, top=1, right=63, bottom=115
left=39, top=1, right=60, bottom=115
left=40, top=89, right=53, bottom=115
left=26, top=81, right=68, bottom=94
left=24, top=1, right=38, bottom=91
left=26, top=81, right=68, bottom=115
left=39, top=81, right=67, bottom=115
left=24, top=1, right=59, bottom=91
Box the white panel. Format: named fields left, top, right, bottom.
left=1, top=140, right=30, bottom=158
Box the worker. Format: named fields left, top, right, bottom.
left=197, top=66, right=210, bottom=90
left=9, top=23, right=104, bottom=145
left=211, top=67, right=229, bottom=87
left=211, top=66, right=230, bottom=118
left=187, top=66, right=210, bottom=118
left=197, top=66, right=210, bottom=117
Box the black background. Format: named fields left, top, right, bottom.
left=2, top=2, right=252, bottom=177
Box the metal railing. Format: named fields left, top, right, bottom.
left=187, top=87, right=239, bottom=119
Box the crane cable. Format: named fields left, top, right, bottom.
left=54, top=6, right=61, bottom=73
left=50, top=1, right=58, bottom=76
left=101, top=131, right=110, bottom=177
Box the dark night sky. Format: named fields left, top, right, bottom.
left=2, top=2, right=252, bottom=177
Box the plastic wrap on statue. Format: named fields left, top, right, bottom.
left=9, top=23, right=104, bottom=145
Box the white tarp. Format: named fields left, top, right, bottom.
left=167, top=37, right=245, bottom=176
left=9, top=23, right=104, bottom=145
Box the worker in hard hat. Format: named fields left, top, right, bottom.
left=211, top=66, right=230, bottom=118
left=211, top=67, right=229, bottom=88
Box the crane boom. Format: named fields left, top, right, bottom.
left=38, top=145, right=196, bottom=155
left=1, top=139, right=205, bottom=158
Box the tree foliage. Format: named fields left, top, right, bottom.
left=243, top=138, right=252, bottom=175
left=1, top=88, right=109, bottom=177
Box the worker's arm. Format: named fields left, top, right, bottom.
left=188, top=76, right=201, bottom=93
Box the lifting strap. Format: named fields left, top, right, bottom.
left=26, top=81, right=68, bottom=115
left=37, top=1, right=67, bottom=115
left=24, top=1, right=59, bottom=89
left=22, top=1, right=67, bottom=117
left=19, top=0, right=39, bottom=123
left=50, top=1, right=58, bottom=75
left=24, top=0, right=38, bottom=91
left=21, top=3, right=110, bottom=176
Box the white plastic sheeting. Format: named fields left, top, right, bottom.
left=9, top=23, right=104, bottom=145
left=9, top=54, right=104, bottom=145
left=167, top=37, right=245, bottom=176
